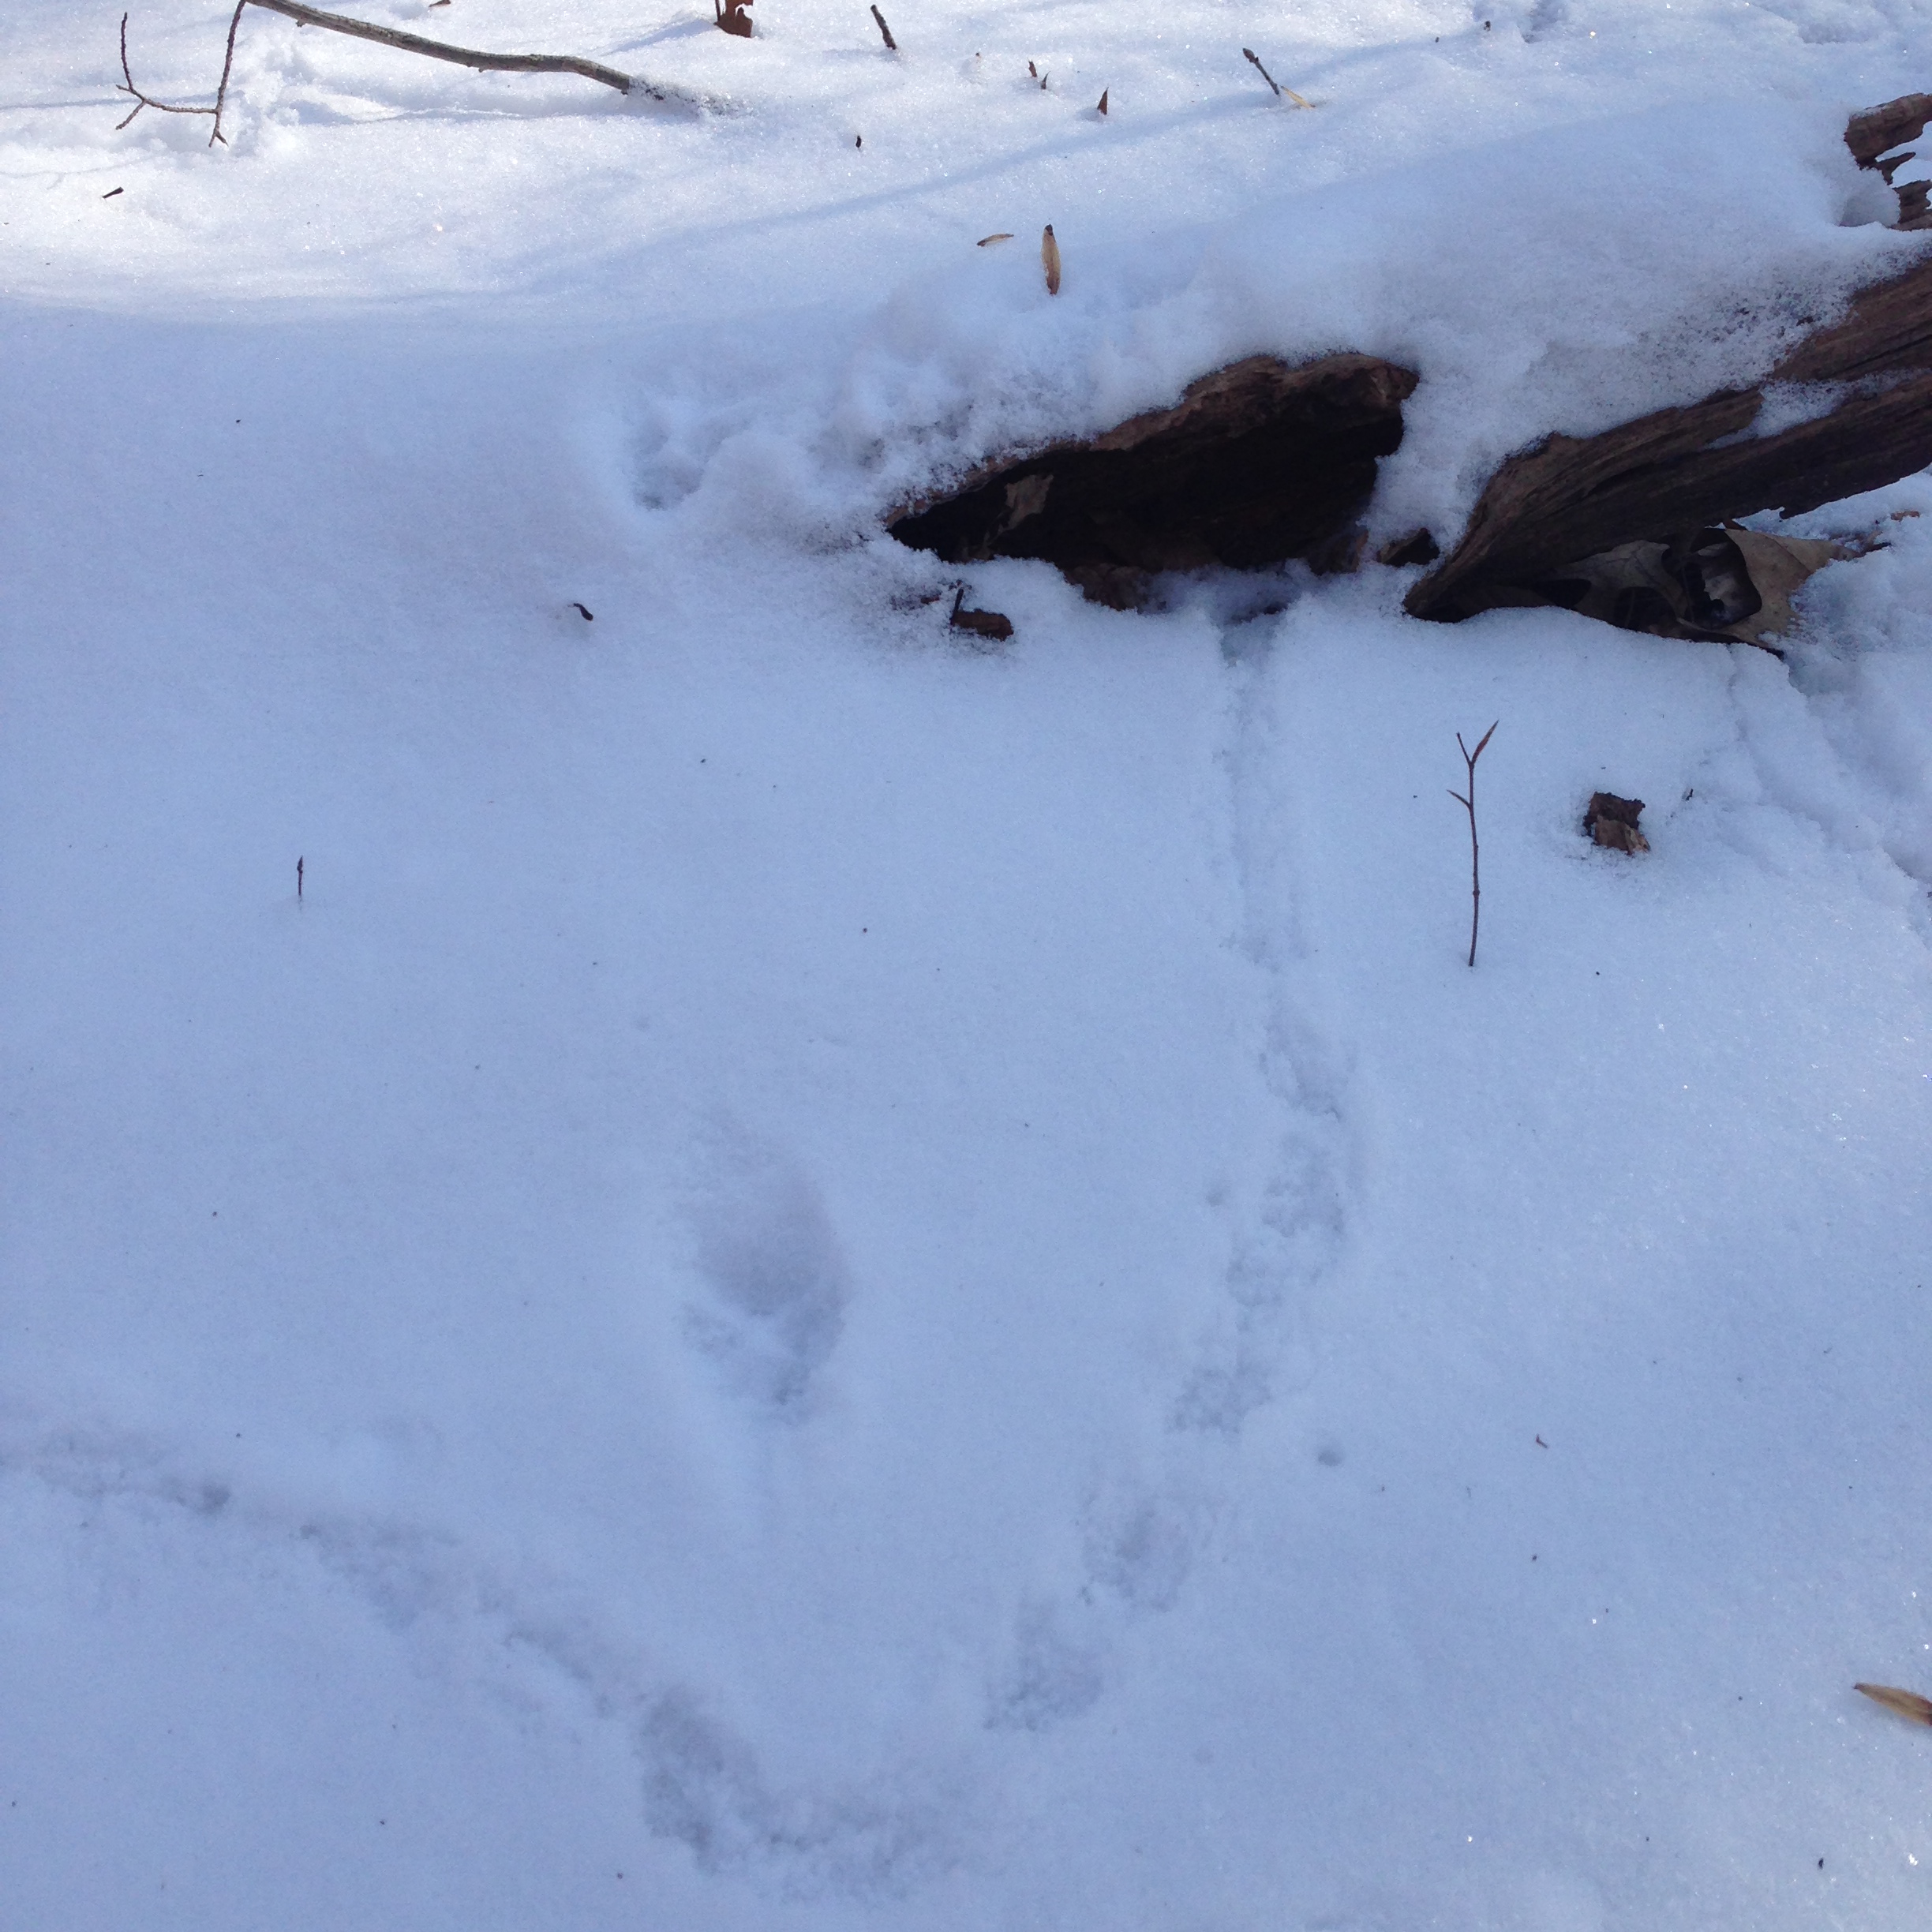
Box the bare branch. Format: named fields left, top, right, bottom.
left=115, top=10, right=221, bottom=132
left=245, top=0, right=632, bottom=88
left=870, top=5, right=897, bottom=51
left=1450, top=722, right=1498, bottom=968
left=188, top=0, right=674, bottom=147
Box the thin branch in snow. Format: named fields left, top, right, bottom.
left=1447, top=721, right=1497, bottom=968
left=188, top=0, right=671, bottom=148
left=870, top=6, right=897, bottom=52
left=1242, top=47, right=1309, bottom=107
left=114, top=11, right=222, bottom=132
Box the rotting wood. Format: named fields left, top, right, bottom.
left=1406, top=246, right=1932, bottom=623
left=1848, top=96, right=1932, bottom=228
left=888, top=353, right=1418, bottom=608
left=1846, top=92, right=1932, bottom=174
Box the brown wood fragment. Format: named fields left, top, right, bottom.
left=1855, top=1683, right=1932, bottom=1725
left=1846, top=94, right=1932, bottom=169
left=1586, top=792, right=1648, bottom=853
left=948, top=587, right=1013, bottom=641
left=889, top=354, right=1418, bottom=605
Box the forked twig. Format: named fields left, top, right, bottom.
left=1447, top=721, right=1498, bottom=968
left=114, top=11, right=222, bottom=133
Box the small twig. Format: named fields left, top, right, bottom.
left=1242, top=47, right=1309, bottom=107
left=296, top=855, right=305, bottom=902
left=1447, top=721, right=1498, bottom=968
left=115, top=11, right=222, bottom=131
left=869, top=5, right=897, bottom=51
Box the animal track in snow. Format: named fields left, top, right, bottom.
left=681, top=1125, right=850, bottom=1420
left=0, top=1410, right=955, bottom=1900
left=987, top=1601, right=1105, bottom=1732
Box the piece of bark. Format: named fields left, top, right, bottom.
left=1846, top=94, right=1932, bottom=169
left=1586, top=792, right=1649, bottom=853
left=889, top=354, right=1418, bottom=605
left=1407, top=248, right=1932, bottom=621
left=948, top=588, right=1013, bottom=641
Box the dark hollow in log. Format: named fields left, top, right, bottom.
left=887, top=354, right=1418, bottom=608
left=1407, top=249, right=1932, bottom=623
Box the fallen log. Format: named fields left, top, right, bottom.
left=888, top=353, right=1417, bottom=608
left=1404, top=92, right=1932, bottom=627
left=892, top=95, right=1932, bottom=630
left=1405, top=245, right=1932, bottom=623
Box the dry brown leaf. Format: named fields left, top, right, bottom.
left=977, top=232, right=1014, bottom=246
left=1097, top=88, right=1109, bottom=116
left=1856, top=1683, right=1932, bottom=1725
left=1042, top=223, right=1061, bottom=295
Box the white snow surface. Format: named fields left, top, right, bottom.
left=6, top=0, right=1932, bottom=1925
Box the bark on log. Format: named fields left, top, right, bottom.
left=1846, top=93, right=1932, bottom=169
left=888, top=353, right=1417, bottom=608
left=1406, top=246, right=1932, bottom=622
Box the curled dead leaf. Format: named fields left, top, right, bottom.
left=1042, top=223, right=1061, bottom=295
left=977, top=232, right=1014, bottom=246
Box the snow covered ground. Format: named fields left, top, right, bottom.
left=5, top=0, right=1932, bottom=1926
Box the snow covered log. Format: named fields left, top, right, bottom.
left=1406, top=245, right=1932, bottom=623
left=887, top=352, right=1417, bottom=608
